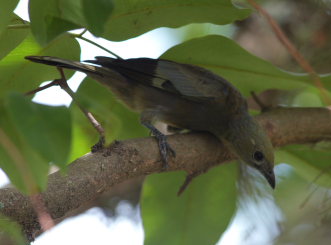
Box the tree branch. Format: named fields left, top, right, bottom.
left=1, top=107, right=331, bottom=241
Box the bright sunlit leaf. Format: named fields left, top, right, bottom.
left=103, top=0, right=251, bottom=41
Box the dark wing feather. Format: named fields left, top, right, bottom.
left=85, top=57, right=247, bottom=112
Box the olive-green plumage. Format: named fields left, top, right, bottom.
left=25, top=56, right=275, bottom=188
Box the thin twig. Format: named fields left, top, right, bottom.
left=25, top=80, right=60, bottom=96
left=250, top=91, right=268, bottom=112
left=247, top=0, right=331, bottom=105
left=56, top=68, right=106, bottom=148
left=77, top=28, right=88, bottom=37
left=177, top=172, right=202, bottom=196
left=25, top=67, right=106, bottom=149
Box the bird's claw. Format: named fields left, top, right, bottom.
left=91, top=136, right=105, bottom=153
left=159, top=136, right=176, bottom=169
left=141, top=122, right=176, bottom=169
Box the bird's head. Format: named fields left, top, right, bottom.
left=224, top=114, right=275, bottom=188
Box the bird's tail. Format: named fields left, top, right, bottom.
left=25, top=56, right=103, bottom=76
left=25, top=56, right=139, bottom=109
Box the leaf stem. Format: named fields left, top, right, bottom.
left=70, top=33, right=123, bottom=59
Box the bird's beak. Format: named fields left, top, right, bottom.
left=263, top=169, right=276, bottom=189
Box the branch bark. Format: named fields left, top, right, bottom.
left=1, top=107, right=331, bottom=241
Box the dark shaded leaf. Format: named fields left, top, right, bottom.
left=0, top=22, right=29, bottom=60
left=82, top=0, right=114, bottom=36
left=29, top=0, right=85, bottom=45
left=0, top=0, right=19, bottom=34
left=7, top=93, right=71, bottom=167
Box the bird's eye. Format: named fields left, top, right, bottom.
left=253, top=151, right=264, bottom=162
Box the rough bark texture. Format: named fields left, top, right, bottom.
left=1, top=107, right=331, bottom=241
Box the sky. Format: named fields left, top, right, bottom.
left=1, top=0, right=283, bottom=244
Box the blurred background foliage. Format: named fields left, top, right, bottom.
left=0, top=0, right=331, bottom=244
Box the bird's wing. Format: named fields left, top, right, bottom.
left=86, top=57, right=247, bottom=110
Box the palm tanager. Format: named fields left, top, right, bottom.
left=25, top=56, right=275, bottom=188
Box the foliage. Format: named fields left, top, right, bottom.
left=0, top=0, right=330, bottom=244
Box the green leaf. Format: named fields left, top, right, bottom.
left=141, top=163, right=237, bottom=245
left=0, top=93, right=71, bottom=193
left=0, top=103, right=47, bottom=194
left=7, top=93, right=71, bottom=167
left=103, top=0, right=250, bottom=41
left=69, top=78, right=148, bottom=161
left=0, top=0, right=19, bottom=34
left=276, top=145, right=331, bottom=187
left=0, top=32, right=80, bottom=97
left=161, top=35, right=331, bottom=98
left=82, top=0, right=114, bottom=36
left=0, top=107, right=27, bottom=192
left=0, top=19, right=29, bottom=60
left=0, top=214, right=26, bottom=245
left=29, top=0, right=85, bottom=45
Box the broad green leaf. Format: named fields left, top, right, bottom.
left=142, top=163, right=237, bottom=245
left=161, top=35, right=331, bottom=98
left=0, top=214, right=26, bottom=245
left=0, top=93, right=71, bottom=193
left=69, top=78, right=147, bottom=161
left=103, top=0, right=250, bottom=41
left=82, top=0, right=114, bottom=36
left=0, top=33, right=80, bottom=97
left=0, top=0, right=19, bottom=34
left=0, top=105, right=28, bottom=192
left=0, top=22, right=29, bottom=60
left=276, top=146, right=331, bottom=188
left=0, top=103, right=47, bottom=194
left=7, top=93, right=71, bottom=167
left=29, top=0, right=85, bottom=45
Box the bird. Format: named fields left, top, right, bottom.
left=25, top=55, right=275, bottom=188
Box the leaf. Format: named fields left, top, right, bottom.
left=29, top=0, right=85, bottom=45
left=141, top=163, right=237, bottom=245
left=0, top=93, right=71, bottom=193
left=276, top=145, right=331, bottom=187
left=0, top=18, right=29, bottom=60
left=161, top=35, right=331, bottom=98
left=0, top=214, right=26, bottom=245
left=0, top=111, right=28, bottom=191
left=0, top=104, right=46, bottom=194
left=82, top=0, right=114, bottom=36
left=6, top=93, right=71, bottom=167
left=103, top=0, right=250, bottom=41
left=0, top=0, right=19, bottom=34
left=0, top=32, right=80, bottom=97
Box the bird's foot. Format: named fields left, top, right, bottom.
left=91, top=136, right=105, bottom=153
left=142, top=122, right=176, bottom=169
